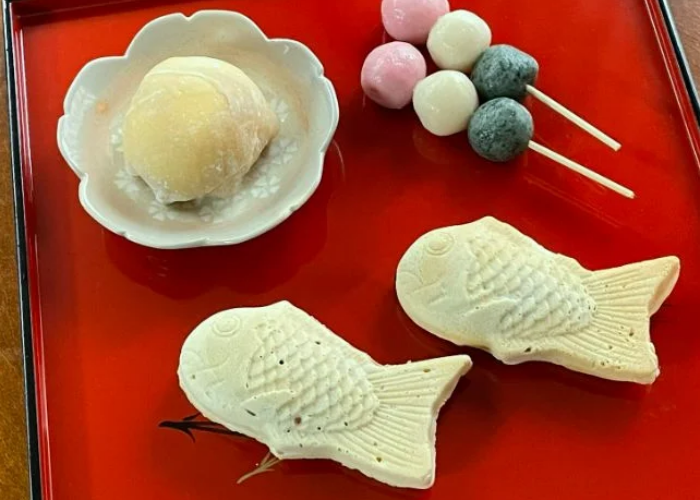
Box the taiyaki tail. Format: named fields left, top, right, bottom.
left=331, top=355, right=471, bottom=489
left=552, top=257, right=680, bottom=384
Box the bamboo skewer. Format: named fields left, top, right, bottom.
left=528, top=141, right=634, bottom=199
left=526, top=85, right=622, bottom=152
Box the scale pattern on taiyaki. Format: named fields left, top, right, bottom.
left=247, top=314, right=379, bottom=434
left=458, top=229, right=596, bottom=339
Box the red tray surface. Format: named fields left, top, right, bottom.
left=12, top=0, right=700, bottom=498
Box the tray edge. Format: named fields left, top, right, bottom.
left=2, top=1, right=43, bottom=499
left=2, top=1, right=699, bottom=499
left=659, top=0, right=700, bottom=125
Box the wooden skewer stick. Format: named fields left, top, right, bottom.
left=526, top=85, right=622, bottom=152
left=528, top=141, right=634, bottom=199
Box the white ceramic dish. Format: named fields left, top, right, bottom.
left=57, top=10, right=339, bottom=249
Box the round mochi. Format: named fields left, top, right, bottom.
left=123, top=56, right=279, bottom=204
left=427, top=10, right=492, bottom=72
left=413, top=70, right=479, bottom=136
left=468, top=98, right=534, bottom=162
left=361, top=42, right=428, bottom=109
left=381, top=0, right=451, bottom=44
left=471, top=45, right=539, bottom=102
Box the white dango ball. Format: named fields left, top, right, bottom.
left=412, top=70, right=479, bottom=136
left=427, top=10, right=492, bottom=72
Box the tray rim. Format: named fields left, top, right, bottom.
left=3, top=1, right=699, bottom=498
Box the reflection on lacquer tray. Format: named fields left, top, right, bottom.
left=102, top=156, right=338, bottom=298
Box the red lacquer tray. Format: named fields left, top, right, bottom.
left=4, top=0, right=700, bottom=498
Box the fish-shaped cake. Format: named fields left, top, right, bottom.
left=178, top=301, right=471, bottom=489
left=396, top=217, right=680, bottom=384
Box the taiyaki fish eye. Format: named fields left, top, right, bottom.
left=425, top=231, right=455, bottom=256
left=212, top=314, right=242, bottom=338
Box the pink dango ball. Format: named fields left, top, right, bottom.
left=382, top=0, right=451, bottom=44
left=361, top=42, right=427, bottom=110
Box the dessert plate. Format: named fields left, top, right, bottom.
left=57, top=10, right=339, bottom=249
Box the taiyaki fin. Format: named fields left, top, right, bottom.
left=242, top=390, right=295, bottom=424
left=327, top=355, right=472, bottom=489
left=518, top=257, right=680, bottom=384
left=587, top=257, right=680, bottom=316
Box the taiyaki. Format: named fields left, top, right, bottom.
left=178, top=301, right=471, bottom=489
left=396, top=217, right=680, bottom=384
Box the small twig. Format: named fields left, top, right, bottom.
left=160, top=414, right=281, bottom=483
left=236, top=451, right=281, bottom=484
left=158, top=413, right=244, bottom=442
